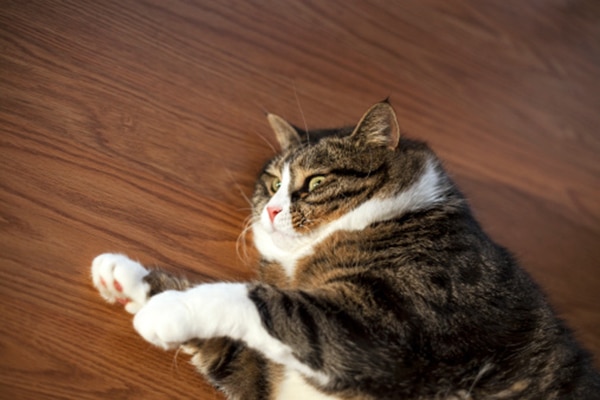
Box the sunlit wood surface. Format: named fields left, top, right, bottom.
left=1, top=1, right=599, bottom=398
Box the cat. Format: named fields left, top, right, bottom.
left=91, top=101, right=600, bottom=399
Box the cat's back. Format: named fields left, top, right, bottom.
left=296, top=206, right=599, bottom=398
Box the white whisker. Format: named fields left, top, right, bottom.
left=171, top=346, right=183, bottom=374
left=252, top=129, right=277, bottom=153
left=292, top=80, right=309, bottom=143
left=236, top=215, right=257, bottom=265
left=224, top=168, right=253, bottom=208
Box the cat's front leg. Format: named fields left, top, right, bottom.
left=90, top=255, right=272, bottom=354
left=91, top=254, right=274, bottom=398
left=132, top=283, right=264, bottom=350
left=132, top=282, right=328, bottom=385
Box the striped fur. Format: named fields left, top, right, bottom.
left=93, top=102, right=599, bottom=399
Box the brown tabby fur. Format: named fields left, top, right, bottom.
left=140, top=102, right=600, bottom=399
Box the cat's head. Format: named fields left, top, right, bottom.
left=251, top=101, right=447, bottom=269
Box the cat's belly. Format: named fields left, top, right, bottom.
left=277, top=369, right=340, bottom=400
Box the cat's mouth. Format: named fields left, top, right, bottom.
left=253, top=212, right=316, bottom=256
left=266, top=223, right=315, bottom=251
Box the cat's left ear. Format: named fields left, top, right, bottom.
left=351, top=101, right=400, bottom=150
left=267, top=113, right=302, bottom=151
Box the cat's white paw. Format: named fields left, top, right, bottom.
left=132, top=283, right=255, bottom=350
left=91, top=253, right=150, bottom=314
left=133, top=290, right=194, bottom=350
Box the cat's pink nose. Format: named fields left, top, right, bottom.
left=267, top=206, right=282, bottom=223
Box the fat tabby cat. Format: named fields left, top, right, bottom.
left=91, top=101, right=600, bottom=399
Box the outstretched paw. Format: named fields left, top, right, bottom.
left=133, top=290, right=194, bottom=350
left=91, top=253, right=150, bottom=314
left=133, top=283, right=257, bottom=351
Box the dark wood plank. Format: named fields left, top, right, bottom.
left=1, top=1, right=598, bottom=398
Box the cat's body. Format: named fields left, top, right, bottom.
left=92, top=102, right=600, bottom=399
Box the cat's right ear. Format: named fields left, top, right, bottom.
left=267, top=113, right=302, bottom=151
left=351, top=101, right=400, bottom=150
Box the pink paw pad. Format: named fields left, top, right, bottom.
left=117, top=297, right=131, bottom=305
left=113, top=280, right=123, bottom=292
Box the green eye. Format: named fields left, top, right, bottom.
left=308, top=176, right=326, bottom=192
left=271, top=178, right=282, bottom=192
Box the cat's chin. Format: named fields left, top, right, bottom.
left=252, top=221, right=314, bottom=265
left=270, top=230, right=303, bottom=250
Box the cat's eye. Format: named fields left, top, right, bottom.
left=271, top=178, right=282, bottom=192
left=308, top=176, right=326, bottom=192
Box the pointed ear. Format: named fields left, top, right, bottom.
left=350, top=102, right=400, bottom=150
left=267, top=113, right=302, bottom=151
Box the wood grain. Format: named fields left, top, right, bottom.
left=1, top=1, right=599, bottom=398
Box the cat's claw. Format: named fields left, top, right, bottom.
left=91, top=253, right=150, bottom=314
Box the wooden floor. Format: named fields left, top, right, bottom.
left=1, top=1, right=599, bottom=398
